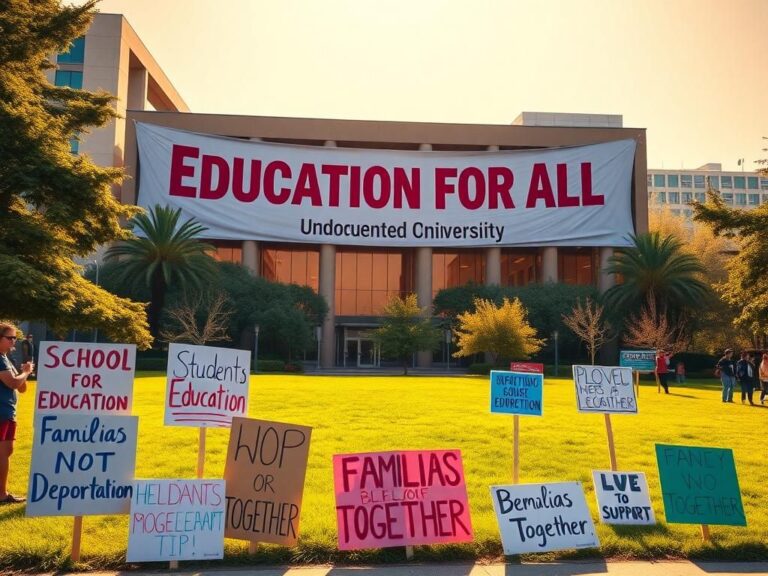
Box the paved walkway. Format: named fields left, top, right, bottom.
left=62, top=561, right=768, bottom=576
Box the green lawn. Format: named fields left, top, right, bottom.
left=2, top=373, right=766, bottom=571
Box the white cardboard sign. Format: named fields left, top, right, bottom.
left=127, top=479, right=226, bottom=562
left=592, top=470, right=655, bottom=525
left=35, top=342, right=136, bottom=416
left=572, top=365, right=637, bottom=414
left=490, top=482, right=599, bottom=554
left=165, top=343, right=251, bottom=428
left=26, top=413, right=138, bottom=517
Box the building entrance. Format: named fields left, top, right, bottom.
left=343, top=328, right=380, bottom=368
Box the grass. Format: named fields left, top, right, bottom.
left=1, top=373, right=767, bottom=571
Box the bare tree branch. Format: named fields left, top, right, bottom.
left=562, top=297, right=612, bottom=364
left=160, top=291, right=233, bottom=345
left=623, top=294, right=687, bottom=354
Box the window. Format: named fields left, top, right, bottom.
left=707, top=176, right=719, bottom=189
left=749, top=194, right=760, bottom=205
left=558, top=248, right=595, bottom=286
left=681, top=192, right=693, bottom=204
left=210, top=241, right=242, bottom=264
left=432, top=251, right=484, bottom=298
left=761, top=178, right=768, bottom=190
left=335, top=249, right=412, bottom=315
left=653, top=174, right=666, bottom=187
left=656, top=192, right=666, bottom=203
left=734, top=176, right=746, bottom=189
left=735, top=193, right=746, bottom=205
left=694, top=192, right=706, bottom=202
left=501, top=251, right=538, bottom=286
left=667, top=175, right=679, bottom=187
left=57, top=37, right=85, bottom=64
left=681, top=175, right=692, bottom=188
left=669, top=192, right=680, bottom=204
left=261, top=246, right=320, bottom=292
left=54, top=70, right=83, bottom=89
left=722, top=193, right=733, bottom=204
left=721, top=176, right=733, bottom=189
left=69, top=136, right=79, bottom=155
left=748, top=176, right=759, bottom=190
left=693, top=175, right=705, bottom=188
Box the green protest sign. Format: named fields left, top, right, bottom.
left=655, top=444, right=746, bottom=526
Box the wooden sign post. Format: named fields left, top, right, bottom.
left=604, top=414, right=618, bottom=471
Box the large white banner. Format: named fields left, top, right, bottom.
left=136, top=122, right=636, bottom=247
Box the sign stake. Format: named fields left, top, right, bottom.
left=405, top=545, right=414, bottom=559
left=635, top=370, right=640, bottom=398
left=197, top=427, right=206, bottom=478
left=71, top=515, right=83, bottom=562
left=248, top=541, right=258, bottom=554
left=513, top=415, right=520, bottom=484
left=700, top=524, right=711, bottom=542
left=604, top=414, right=618, bottom=471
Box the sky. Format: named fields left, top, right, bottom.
left=74, top=0, right=767, bottom=171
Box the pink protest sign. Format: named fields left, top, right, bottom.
left=510, top=362, right=544, bottom=373
left=333, top=450, right=473, bottom=550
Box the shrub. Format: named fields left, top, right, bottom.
left=256, top=359, right=286, bottom=372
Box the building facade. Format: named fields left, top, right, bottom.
left=648, top=164, right=768, bottom=220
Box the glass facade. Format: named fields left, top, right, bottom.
left=707, top=176, right=719, bottom=189
left=748, top=194, right=760, bottom=205
left=721, top=176, right=733, bottom=189
left=432, top=250, right=484, bottom=297
left=501, top=250, right=538, bottom=286
left=261, top=245, right=320, bottom=291
left=694, top=175, right=705, bottom=188
left=667, top=175, right=679, bottom=187
left=336, top=249, right=413, bottom=316
left=669, top=192, right=680, bottom=204
left=210, top=240, right=242, bottom=264
left=681, top=175, right=692, bottom=188
left=57, top=37, right=85, bottom=63
left=734, top=176, right=746, bottom=189
left=653, top=174, right=665, bottom=187
left=54, top=70, right=83, bottom=89
left=558, top=248, right=596, bottom=286
left=748, top=176, right=759, bottom=190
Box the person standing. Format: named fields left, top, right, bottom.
left=655, top=349, right=672, bottom=394
left=759, top=352, right=768, bottom=405
left=0, top=322, right=33, bottom=504
left=736, top=351, right=756, bottom=405
left=717, top=348, right=737, bottom=403
left=675, top=360, right=686, bottom=385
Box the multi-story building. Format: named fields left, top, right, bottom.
left=648, top=164, right=768, bottom=220
left=45, top=20, right=650, bottom=370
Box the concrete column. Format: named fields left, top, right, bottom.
left=541, top=247, right=558, bottom=283
left=318, top=140, right=338, bottom=369
left=415, top=142, right=434, bottom=368
left=127, top=67, right=148, bottom=110
left=241, top=240, right=259, bottom=276
left=485, top=247, right=501, bottom=285
left=598, top=247, right=615, bottom=293
left=319, top=243, right=336, bottom=368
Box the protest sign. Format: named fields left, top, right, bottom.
left=26, top=413, right=138, bottom=517
left=35, top=342, right=136, bottom=416
left=592, top=470, right=655, bottom=525
left=509, top=362, right=544, bottom=373
left=127, top=479, right=226, bottom=562
left=490, top=370, right=543, bottom=415
left=619, top=350, right=656, bottom=372
left=656, top=444, right=746, bottom=526
left=224, top=417, right=312, bottom=546
left=333, top=450, right=473, bottom=550
left=491, top=482, right=599, bottom=554
left=572, top=365, right=636, bottom=414
left=165, top=343, right=250, bottom=427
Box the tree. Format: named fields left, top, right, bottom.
left=160, top=291, right=233, bottom=345
left=0, top=0, right=150, bottom=346
left=603, top=232, right=711, bottom=322
left=372, top=294, right=441, bottom=375
left=562, top=297, right=612, bottom=364
left=106, top=205, right=216, bottom=338
left=453, top=297, right=545, bottom=365
left=623, top=295, right=687, bottom=354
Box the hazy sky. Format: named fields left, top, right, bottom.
left=76, top=0, right=766, bottom=171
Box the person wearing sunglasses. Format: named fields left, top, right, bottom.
left=0, top=322, right=33, bottom=504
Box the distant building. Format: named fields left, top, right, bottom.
left=648, top=164, right=768, bottom=221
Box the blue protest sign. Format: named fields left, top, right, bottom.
left=490, top=370, right=543, bottom=415
left=619, top=350, right=656, bottom=372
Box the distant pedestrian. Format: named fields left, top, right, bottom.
left=736, top=351, right=755, bottom=405
left=675, top=361, right=686, bottom=385
left=759, top=353, right=768, bottom=405
left=717, top=348, right=737, bottom=403
left=655, top=349, right=672, bottom=394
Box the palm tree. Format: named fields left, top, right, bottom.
left=106, top=205, right=216, bottom=338
left=603, top=232, right=711, bottom=321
